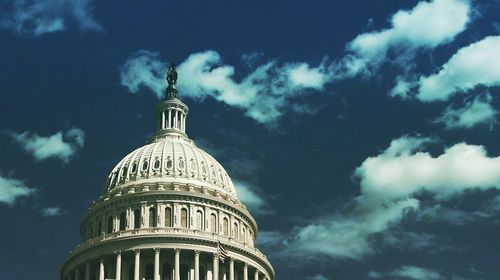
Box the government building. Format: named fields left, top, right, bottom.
left=60, top=66, right=275, bottom=280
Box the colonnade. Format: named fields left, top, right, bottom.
left=65, top=248, right=268, bottom=280
left=159, top=107, right=186, bottom=132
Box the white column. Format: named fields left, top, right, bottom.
left=134, top=249, right=140, bottom=280
left=243, top=264, right=248, bottom=280
left=75, top=268, right=80, bottom=280
left=175, top=249, right=180, bottom=280
left=212, top=253, right=219, bottom=280
left=229, top=258, right=234, bottom=280
left=85, top=262, right=90, bottom=280
left=167, top=110, right=172, bottom=128
left=116, top=251, right=122, bottom=280
left=194, top=251, right=200, bottom=280
left=99, top=258, right=105, bottom=280
left=254, top=270, right=258, bottom=280
left=175, top=110, right=179, bottom=129
left=154, top=248, right=160, bottom=280
left=161, top=111, right=165, bottom=129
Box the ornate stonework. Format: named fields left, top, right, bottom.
left=60, top=66, right=275, bottom=280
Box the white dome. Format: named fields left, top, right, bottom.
left=104, top=134, right=238, bottom=199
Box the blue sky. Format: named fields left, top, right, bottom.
left=1, top=0, right=500, bottom=279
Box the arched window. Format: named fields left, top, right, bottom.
left=165, top=207, right=172, bottom=227
left=134, top=209, right=141, bottom=229
left=210, top=213, right=217, bottom=233
left=145, top=263, right=154, bottom=280
left=180, top=208, right=188, bottom=228
left=154, top=159, right=161, bottom=169
left=199, top=266, right=206, bottom=280
left=242, top=227, right=246, bottom=242
left=97, top=220, right=102, bottom=235
left=149, top=207, right=157, bottom=227
left=107, top=216, right=113, bottom=233
left=233, top=222, right=239, bottom=240
left=195, top=210, right=203, bottom=231
left=223, top=218, right=229, bottom=236
left=128, top=265, right=134, bottom=280
left=142, top=161, right=149, bottom=171
left=162, top=263, right=172, bottom=280
left=119, top=212, right=126, bottom=231
left=180, top=264, right=189, bottom=280
left=166, top=158, right=173, bottom=169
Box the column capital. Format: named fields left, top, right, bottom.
left=115, top=251, right=122, bottom=256
left=244, top=263, right=248, bottom=268
left=153, top=248, right=161, bottom=253
left=174, top=248, right=181, bottom=254
left=194, top=250, right=200, bottom=256
left=133, top=248, right=141, bottom=255
left=229, top=257, right=235, bottom=263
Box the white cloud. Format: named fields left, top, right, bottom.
left=341, top=0, right=470, bottom=76
left=234, top=180, right=273, bottom=215
left=120, top=50, right=328, bottom=124
left=434, top=95, right=497, bottom=129
left=264, top=136, right=500, bottom=259
left=286, top=63, right=328, bottom=89
left=120, top=50, right=167, bottom=99
left=41, top=206, right=62, bottom=217
left=417, top=36, right=500, bottom=101
left=355, top=136, right=500, bottom=201
left=0, top=0, right=101, bottom=36
left=281, top=198, right=418, bottom=259
left=0, top=175, right=35, bottom=205
left=9, top=127, right=85, bottom=163
left=389, top=266, right=442, bottom=280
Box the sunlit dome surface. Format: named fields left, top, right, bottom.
left=104, top=135, right=238, bottom=200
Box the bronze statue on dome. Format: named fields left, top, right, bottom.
left=166, top=64, right=178, bottom=86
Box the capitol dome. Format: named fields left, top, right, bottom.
left=61, top=65, right=274, bottom=280
left=104, top=136, right=238, bottom=200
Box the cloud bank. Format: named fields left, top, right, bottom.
left=265, top=136, right=500, bottom=259
left=9, top=127, right=85, bottom=163
left=0, top=0, right=101, bottom=36
left=434, top=94, right=497, bottom=129
left=0, top=174, right=35, bottom=205
left=415, top=36, right=500, bottom=102
left=340, top=0, right=470, bottom=76
left=121, top=50, right=329, bottom=124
